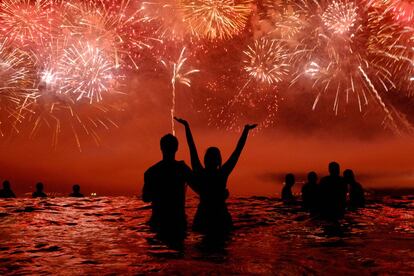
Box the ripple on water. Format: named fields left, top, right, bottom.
left=0, top=196, right=413, bottom=274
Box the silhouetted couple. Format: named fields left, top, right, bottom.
left=318, top=163, right=365, bottom=217
left=143, top=118, right=256, bottom=243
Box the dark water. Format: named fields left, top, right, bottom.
left=0, top=195, right=413, bottom=275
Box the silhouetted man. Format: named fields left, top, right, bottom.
left=32, top=182, right=47, bottom=198
left=69, top=184, right=84, bottom=197
left=344, top=169, right=365, bottom=209
left=0, top=180, right=16, bottom=198
left=319, top=162, right=347, bottom=219
left=281, top=173, right=295, bottom=204
left=143, top=134, right=195, bottom=241
left=301, top=171, right=319, bottom=213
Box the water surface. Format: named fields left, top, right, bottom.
left=0, top=195, right=413, bottom=274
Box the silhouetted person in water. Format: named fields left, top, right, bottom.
left=175, top=117, right=257, bottom=236
left=0, top=180, right=16, bottom=198
left=319, top=162, right=347, bottom=219
left=143, top=134, right=196, bottom=242
left=69, top=184, right=84, bottom=198
left=32, top=182, right=47, bottom=198
left=301, top=171, right=319, bottom=213
left=344, top=169, right=365, bottom=209
left=281, top=173, right=295, bottom=204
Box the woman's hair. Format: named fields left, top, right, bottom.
left=204, top=147, right=222, bottom=169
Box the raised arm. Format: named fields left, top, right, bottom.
left=174, top=117, right=203, bottom=171
left=222, top=124, right=257, bottom=175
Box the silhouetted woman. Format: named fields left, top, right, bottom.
left=344, top=169, right=365, bottom=209
left=281, top=173, right=295, bottom=204
left=175, top=117, right=257, bottom=236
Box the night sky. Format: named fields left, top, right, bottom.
left=0, top=0, right=413, bottom=195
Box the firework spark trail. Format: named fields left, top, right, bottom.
left=261, top=0, right=307, bottom=40
left=180, top=0, right=252, bottom=41
left=19, top=90, right=120, bottom=151
left=63, top=0, right=159, bottom=70
left=371, top=0, right=414, bottom=23
left=141, top=0, right=192, bottom=42
left=367, top=4, right=414, bottom=96
left=161, top=47, right=199, bottom=135
left=358, top=66, right=399, bottom=131
left=0, top=0, right=57, bottom=47
left=0, top=38, right=37, bottom=135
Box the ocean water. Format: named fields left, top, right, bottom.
left=0, top=195, right=413, bottom=275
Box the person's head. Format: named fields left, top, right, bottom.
left=285, top=173, right=295, bottom=187
left=328, top=161, right=340, bottom=177
left=36, top=182, right=44, bottom=192
left=204, top=147, right=222, bottom=170
left=3, top=180, right=10, bottom=190
left=72, top=184, right=80, bottom=193
left=307, top=171, right=318, bottom=183
left=343, top=169, right=355, bottom=182
left=160, top=134, right=178, bottom=160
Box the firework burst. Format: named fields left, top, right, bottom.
left=216, top=38, right=287, bottom=131
left=180, top=0, right=252, bottom=41
left=243, top=37, right=290, bottom=85
left=261, top=0, right=307, bottom=40
left=322, top=1, right=358, bottom=35
left=57, top=40, right=123, bottom=104
left=63, top=0, right=158, bottom=70
left=0, top=0, right=57, bottom=47
left=34, top=38, right=123, bottom=104
left=286, top=0, right=398, bottom=126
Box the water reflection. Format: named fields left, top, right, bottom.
left=0, top=195, right=413, bottom=274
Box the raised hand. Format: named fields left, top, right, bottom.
left=174, top=117, right=189, bottom=127
left=244, top=124, right=258, bottom=131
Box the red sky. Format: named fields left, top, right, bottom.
left=0, top=0, right=413, bottom=196
left=1, top=120, right=414, bottom=196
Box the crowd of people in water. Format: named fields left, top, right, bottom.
left=0, top=182, right=84, bottom=198
left=281, top=163, right=365, bottom=219
left=0, top=117, right=366, bottom=245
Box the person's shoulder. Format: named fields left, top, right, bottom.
left=176, top=160, right=190, bottom=169
left=145, top=161, right=163, bottom=174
